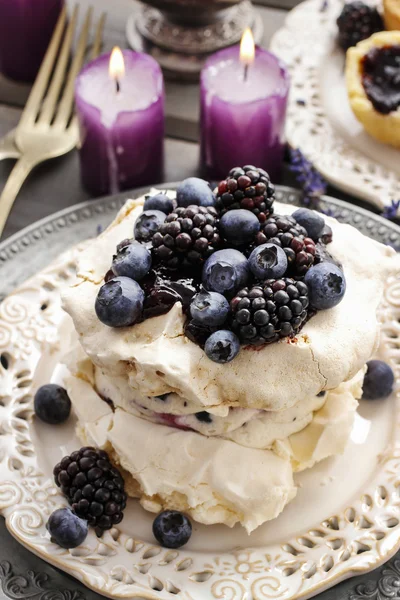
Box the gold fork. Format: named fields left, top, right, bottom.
left=0, top=7, right=106, bottom=237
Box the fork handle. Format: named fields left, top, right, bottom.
left=0, top=157, right=35, bottom=238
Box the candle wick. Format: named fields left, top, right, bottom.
left=243, top=64, right=249, bottom=82
left=116, top=78, right=121, bottom=94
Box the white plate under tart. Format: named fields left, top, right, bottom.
left=0, top=189, right=400, bottom=600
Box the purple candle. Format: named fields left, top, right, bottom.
left=200, top=30, right=290, bottom=182
left=0, top=0, right=64, bottom=82
left=75, top=49, right=164, bottom=196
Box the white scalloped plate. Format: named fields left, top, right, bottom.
left=270, top=0, right=400, bottom=212
left=1, top=189, right=400, bottom=600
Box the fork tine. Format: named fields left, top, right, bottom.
left=54, top=7, right=93, bottom=130
left=38, top=6, right=79, bottom=126
left=91, top=13, right=106, bottom=60
left=18, top=5, right=67, bottom=129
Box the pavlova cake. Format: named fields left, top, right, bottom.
left=35, top=167, right=399, bottom=549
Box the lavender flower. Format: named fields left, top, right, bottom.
left=288, top=147, right=327, bottom=211
left=381, top=200, right=400, bottom=221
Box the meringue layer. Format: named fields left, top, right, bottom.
left=62, top=193, right=400, bottom=412
left=66, top=365, right=360, bottom=533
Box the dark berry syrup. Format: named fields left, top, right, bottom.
left=362, top=45, right=400, bottom=114
left=140, top=265, right=201, bottom=320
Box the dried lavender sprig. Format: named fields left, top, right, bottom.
left=381, top=200, right=400, bottom=221
left=288, top=147, right=327, bottom=211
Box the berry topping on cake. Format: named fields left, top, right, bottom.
left=337, top=1, right=383, bottom=51
left=305, top=263, right=346, bottom=310
left=190, top=290, right=230, bottom=327
left=152, top=205, right=220, bottom=269
left=220, top=209, right=260, bottom=246
left=53, top=447, right=127, bottom=536
left=176, top=177, right=216, bottom=208
left=46, top=508, right=88, bottom=549
left=217, top=165, right=275, bottom=222
left=255, top=215, right=316, bottom=275
left=362, top=359, right=394, bottom=400
left=34, top=384, right=71, bottom=425
left=111, top=241, right=152, bottom=281
left=144, top=193, right=175, bottom=214
left=230, top=279, right=309, bottom=345
left=134, top=210, right=166, bottom=242
left=248, top=243, right=288, bottom=280
left=292, top=208, right=326, bottom=241
left=95, top=277, right=144, bottom=327
left=95, top=169, right=344, bottom=362
left=153, top=510, right=192, bottom=548
left=204, top=329, right=241, bottom=363
left=202, top=249, right=250, bottom=295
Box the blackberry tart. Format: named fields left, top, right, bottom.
left=346, top=31, right=400, bottom=148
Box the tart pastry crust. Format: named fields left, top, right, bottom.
left=383, top=0, right=400, bottom=31
left=346, top=31, right=400, bottom=148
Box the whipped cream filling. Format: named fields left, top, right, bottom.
left=93, top=365, right=328, bottom=445
left=62, top=194, right=400, bottom=413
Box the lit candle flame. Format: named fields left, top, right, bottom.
left=240, top=28, right=255, bottom=67
left=109, top=47, right=125, bottom=92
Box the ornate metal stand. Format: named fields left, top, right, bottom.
left=126, top=0, right=263, bottom=81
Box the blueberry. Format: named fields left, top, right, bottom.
left=195, top=411, right=212, bottom=423
left=176, top=177, right=216, bottom=208
left=204, top=330, right=240, bottom=363
left=111, top=241, right=151, bottom=281
left=46, top=508, right=88, bottom=549
left=304, top=263, right=346, bottom=310
left=220, top=209, right=260, bottom=245
left=144, top=193, right=174, bottom=214
left=134, top=210, right=166, bottom=242
left=190, top=291, right=230, bottom=327
left=292, top=208, right=325, bottom=241
left=203, top=249, right=249, bottom=295
left=153, top=510, right=192, bottom=549
left=34, top=384, right=71, bottom=425
left=362, top=360, right=394, bottom=400
left=95, top=276, right=144, bottom=327
left=249, top=243, right=288, bottom=280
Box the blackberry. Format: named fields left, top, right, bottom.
left=216, top=166, right=275, bottom=223
left=152, top=205, right=220, bottom=269
left=337, top=2, right=383, bottom=51
left=53, top=447, right=127, bottom=536
left=230, top=279, right=309, bottom=345
left=255, top=214, right=316, bottom=275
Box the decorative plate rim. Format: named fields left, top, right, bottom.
left=1, top=186, right=400, bottom=600
left=270, top=0, right=400, bottom=213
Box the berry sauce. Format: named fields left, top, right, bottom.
left=140, top=265, right=201, bottom=320
left=361, top=45, right=400, bottom=115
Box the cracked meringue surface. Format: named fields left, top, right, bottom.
left=62, top=194, right=400, bottom=412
